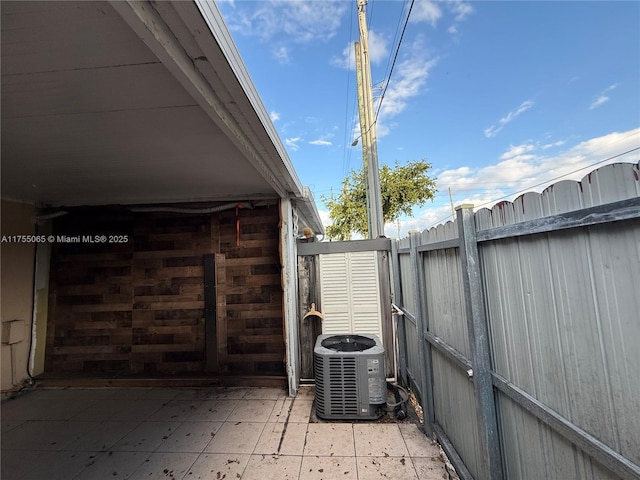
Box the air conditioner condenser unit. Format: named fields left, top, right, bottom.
left=314, top=333, right=386, bottom=420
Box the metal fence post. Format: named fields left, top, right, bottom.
left=409, top=231, right=435, bottom=435
left=456, top=205, right=504, bottom=480
left=391, top=240, right=408, bottom=385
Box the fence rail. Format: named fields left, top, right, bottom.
left=392, top=162, right=640, bottom=480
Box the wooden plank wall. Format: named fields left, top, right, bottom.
left=218, top=206, right=285, bottom=375
left=131, top=214, right=209, bottom=374
left=45, top=204, right=285, bottom=377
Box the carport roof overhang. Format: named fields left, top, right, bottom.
left=1, top=0, right=323, bottom=234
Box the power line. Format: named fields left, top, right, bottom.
left=474, top=147, right=639, bottom=209
left=421, top=149, right=639, bottom=229
left=379, top=0, right=409, bottom=88
left=373, top=0, right=415, bottom=125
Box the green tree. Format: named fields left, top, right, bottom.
left=323, top=159, right=437, bottom=240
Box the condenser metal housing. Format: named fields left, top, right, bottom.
left=314, top=333, right=385, bottom=420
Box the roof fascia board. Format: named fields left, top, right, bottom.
left=109, top=0, right=287, bottom=198
left=294, top=187, right=325, bottom=236
left=189, top=0, right=304, bottom=197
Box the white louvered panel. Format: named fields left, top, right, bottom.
left=349, top=251, right=382, bottom=338
left=322, top=313, right=352, bottom=334
left=319, top=251, right=382, bottom=339
left=320, top=253, right=351, bottom=334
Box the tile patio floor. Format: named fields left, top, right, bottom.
left=1, top=386, right=448, bottom=479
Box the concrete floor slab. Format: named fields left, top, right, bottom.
left=111, top=421, right=181, bottom=452
left=108, top=397, right=167, bottom=422
left=227, top=399, right=277, bottom=423
left=19, top=451, right=103, bottom=480
left=185, top=453, right=250, bottom=480
left=156, top=421, right=222, bottom=453
left=204, top=421, right=265, bottom=454
left=356, top=456, right=418, bottom=480
left=412, top=456, right=450, bottom=479
left=268, top=397, right=293, bottom=423
left=303, top=423, right=355, bottom=457
left=65, top=420, right=141, bottom=451
left=299, top=455, right=358, bottom=479
left=2, top=420, right=96, bottom=451
left=127, top=452, right=199, bottom=480
left=147, top=399, right=203, bottom=422
left=254, top=422, right=308, bottom=456
left=1, top=386, right=450, bottom=480
left=188, top=399, right=238, bottom=422
left=242, top=454, right=303, bottom=480
left=288, top=398, right=314, bottom=423
left=399, top=423, right=442, bottom=458
left=72, top=451, right=150, bottom=480
left=244, top=387, right=287, bottom=400
left=353, top=423, right=410, bottom=457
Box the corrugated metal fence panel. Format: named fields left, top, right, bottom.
left=476, top=163, right=640, bottom=478
left=398, top=237, right=415, bottom=314
left=498, top=394, right=621, bottom=480
left=404, top=314, right=421, bottom=392
left=432, top=350, right=482, bottom=478
left=420, top=220, right=482, bottom=476
left=421, top=223, right=470, bottom=358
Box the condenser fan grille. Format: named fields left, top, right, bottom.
left=328, top=357, right=358, bottom=415
left=314, top=354, right=326, bottom=412
left=320, top=334, right=376, bottom=352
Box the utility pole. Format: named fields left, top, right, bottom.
left=448, top=187, right=455, bottom=217
left=354, top=0, right=383, bottom=238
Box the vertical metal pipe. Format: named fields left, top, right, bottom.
left=456, top=205, right=504, bottom=480
left=391, top=240, right=408, bottom=384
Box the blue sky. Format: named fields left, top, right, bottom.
left=218, top=0, right=640, bottom=237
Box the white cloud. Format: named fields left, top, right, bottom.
left=336, top=36, right=435, bottom=138
left=331, top=30, right=388, bottom=70
left=388, top=128, right=640, bottom=236
left=410, top=1, right=442, bottom=27
left=367, top=31, right=389, bottom=66
left=285, top=136, right=302, bottom=151
left=542, top=140, right=565, bottom=150
left=309, top=139, right=332, bottom=146
left=446, top=1, right=474, bottom=36
left=318, top=208, right=331, bottom=230
left=589, top=96, right=609, bottom=110
left=379, top=58, right=436, bottom=117
left=450, top=1, right=474, bottom=21
left=324, top=128, right=640, bottom=237
left=500, top=144, right=535, bottom=160
left=374, top=36, right=437, bottom=136
left=589, top=83, right=618, bottom=110
left=484, top=100, right=535, bottom=138
left=272, top=46, right=290, bottom=64
left=270, top=110, right=280, bottom=122
left=224, top=0, right=348, bottom=44
left=440, top=127, right=640, bottom=199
